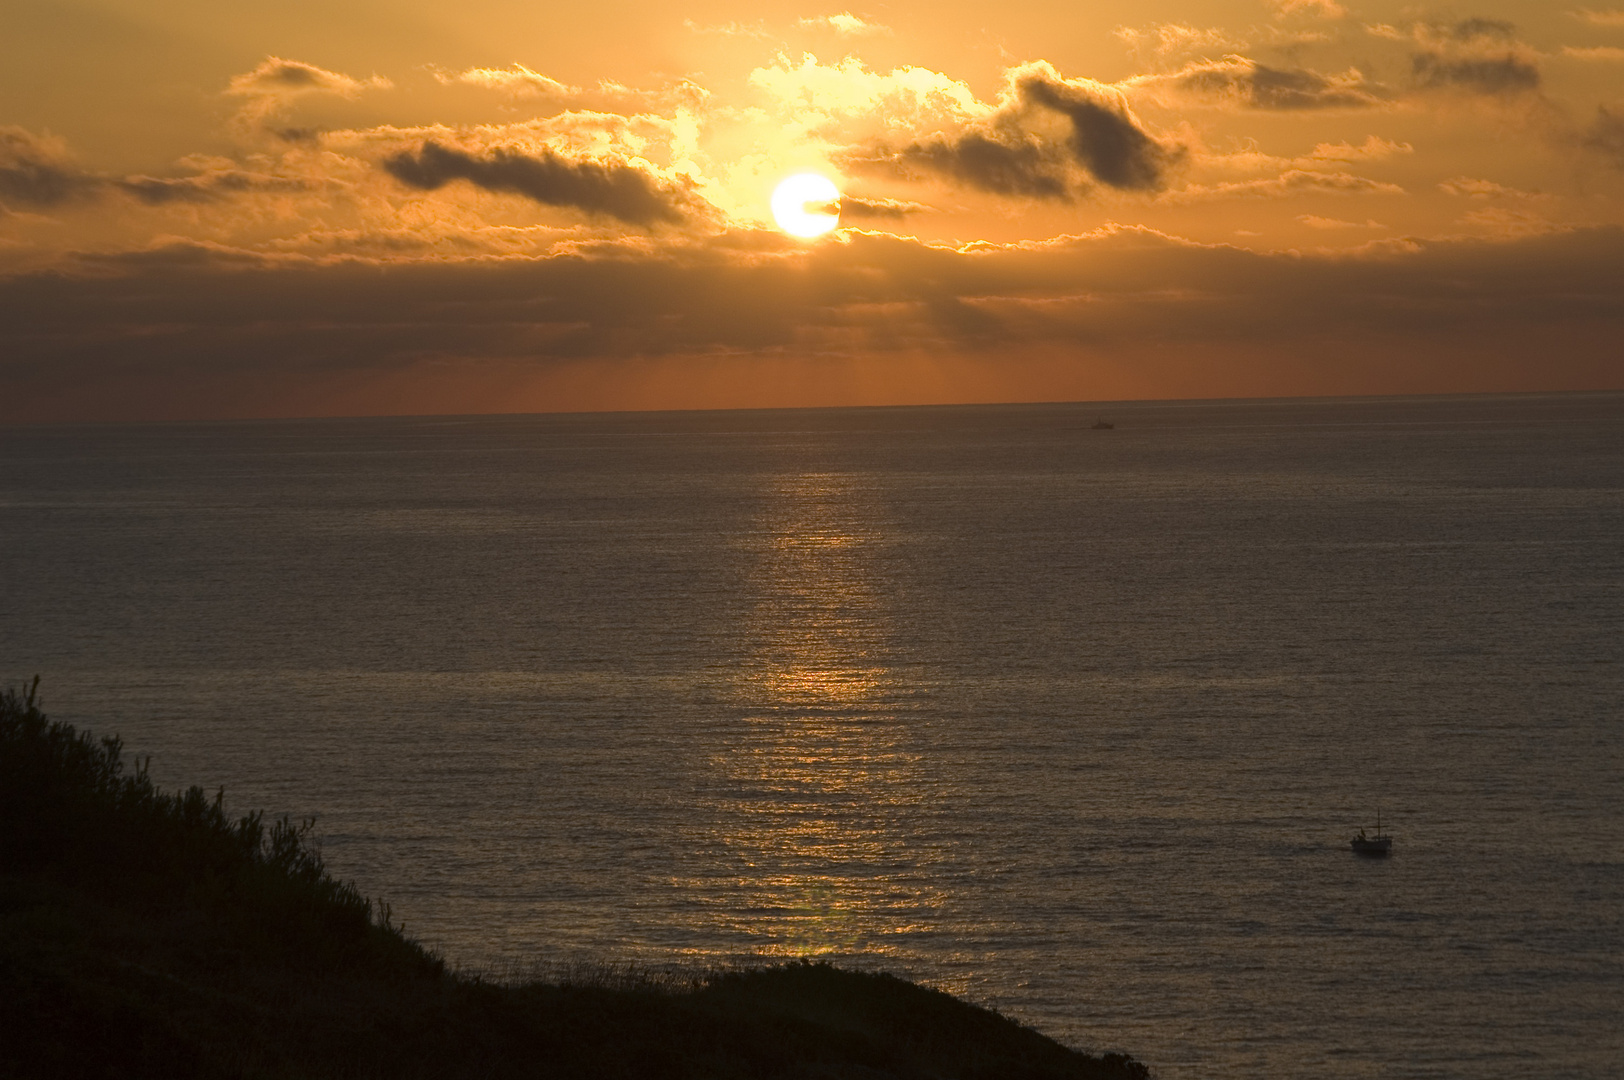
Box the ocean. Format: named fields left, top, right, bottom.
left=3, top=393, right=1621, bottom=1078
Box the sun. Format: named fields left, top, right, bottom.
left=771, top=173, right=841, bottom=239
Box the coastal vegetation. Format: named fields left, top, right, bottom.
left=0, top=679, right=1149, bottom=1079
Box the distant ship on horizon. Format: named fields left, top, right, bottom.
left=1092, top=418, right=1114, bottom=430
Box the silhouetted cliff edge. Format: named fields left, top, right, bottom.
left=0, top=680, right=1149, bottom=1080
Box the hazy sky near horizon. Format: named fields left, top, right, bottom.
left=3, top=0, right=1622, bottom=420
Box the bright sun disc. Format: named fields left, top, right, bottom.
left=772, top=173, right=840, bottom=238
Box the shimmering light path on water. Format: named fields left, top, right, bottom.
left=3, top=394, right=1621, bottom=1078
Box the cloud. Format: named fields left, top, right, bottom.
left=380, top=140, right=696, bottom=226
left=1200, top=135, right=1412, bottom=176
left=224, top=57, right=393, bottom=134
left=1439, top=176, right=1549, bottom=199
left=1413, top=54, right=1542, bottom=93
left=1447, top=18, right=1519, bottom=40
left=227, top=56, right=391, bottom=103
left=748, top=54, right=985, bottom=132
left=1272, top=0, right=1346, bottom=19
left=683, top=19, right=773, bottom=38
left=1010, top=65, right=1183, bottom=191
left=267, top=126, right=322, bottom=145
left=1409, top=20, right=1542, bottom=95
left=798, top=13, right=889, bottom=36
left=839, top=194, right=928, bottom=220
left=1308, top=136, right=1413, bottom=161
left=850, top=62, right=1181, bottom=199
left=1255, top=25, right=1335, bottom=47
left=1583, top=106, right=1624, bottom=166
left=1135, top=56, right=1390, bottom=110
left=1114, top=23, right=1247, bottom=58
left=114, top=167, right=318, bottom=206
left=880, top=133, right=1070, bottom=199
left=1563, top=46, right=1624, bottom=60
left=432, top=67, right=708, bottom=117
left=1573, top=9, right=1624, bottom=27
left=0, top=127, right=100, bottom=208
left=0, top=128, right=330, bottom=213
left=440, top=65, right=580, bottom=99
left=1170, top=169, right=1405, bottom=201
left=1299, top=215, right=1386, bottom=228
left=1460, top=206, right=1556, bottom=235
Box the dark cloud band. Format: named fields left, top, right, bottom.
left=4, top=227, right=1619, bottom=407
left=1410, top=19, right=1542, bottom=95
left=381, top=141, right=691, bottom=227
left=1014, top=73, right=1181, bottom=191
left=1412, top=53, right=1541, bottom=94
left=858, top=67, right=1180, bottom=201
left=1165, top=58, right=1389, bottom=110
left=0, top=128, right=100, bottom=208
left=889, top=134, right=1070, bottom=200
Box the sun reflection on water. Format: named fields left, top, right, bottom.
left=681, top=470, right=949, bottom=961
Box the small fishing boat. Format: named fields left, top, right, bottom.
left=1350, top=814, right=1393, bottom=857
left=1091, top=418, right=1114, bottom=430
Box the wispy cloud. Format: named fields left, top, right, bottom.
left=1169, top=169, right=1405, bottom=201
left=115, top=167, right=318, bottom=206
left=1460, top=206, right=1557, bottom=235
left=1298, top=215, right=1386, bottom=228
left=437, top=65, right=580, bottom=99
left=1572, top=9, right=1624, bottom=28
left=1308, top=136, right=1413, bottom=161
left=1562, top=45, right=1624, bottom=61
left=1114, top=23, right=1247, bottom=58
left=797, top=13, right=890, bottom=36
left=839, top=194, right=928, bottom=219
left=1132, top=56, right=1390, bottom=110
left=1272, top=0, right=1346, bottom=20
left=1439, top=177, right=1550, bottom=199
left=683, top=19, right=773, bottom=39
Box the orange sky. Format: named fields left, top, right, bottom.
left=2, top=0, right=1622, bottom=420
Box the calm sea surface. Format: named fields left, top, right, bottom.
left=3, top=394, right=1622, bottom=1078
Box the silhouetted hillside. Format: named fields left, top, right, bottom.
left=0, top=679, right=1149, bottom=1079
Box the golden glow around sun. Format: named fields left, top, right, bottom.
left=771, top=173, right=841, bottom=238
